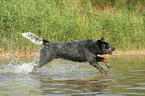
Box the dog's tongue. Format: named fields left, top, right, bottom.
left=106, top=51, right=112, bottom=55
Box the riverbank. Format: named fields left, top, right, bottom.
left=1, top=50, right=145, bottom=59
left=112, top=50, right=145, bottom=56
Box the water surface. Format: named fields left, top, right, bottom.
left=0, top=56, right=145, bottom=96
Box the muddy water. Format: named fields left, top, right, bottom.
left=0, top=56, right=145, bottom=96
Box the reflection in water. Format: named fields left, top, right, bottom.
left=0, top=56, right=145, bottom=96
left=37, top=75, right=112, bottom=95
left=0, top=72, right=112, bottom=95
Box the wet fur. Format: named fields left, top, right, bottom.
left=22, top=32, right=115, bottom=74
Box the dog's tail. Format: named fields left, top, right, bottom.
left=22, top=32, right=49, bottom=45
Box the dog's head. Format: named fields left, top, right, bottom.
left=96, top=37, right=115, bottom=55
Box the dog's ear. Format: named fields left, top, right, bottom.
left=96, top=40, right=101, bottom=45
left=43, top=39, right=50, bottom=45
left=101, top=37, right=104, bottom=41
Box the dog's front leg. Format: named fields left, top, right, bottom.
left=89, top=60, right=110, bottom=75
left=103, top=58, right=111, bottom=68
left=94, top=56, right=111, bottom=68
left=85, top=52, right=110, bottom=75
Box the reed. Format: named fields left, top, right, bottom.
left=0, top=0, right=144, bottom=53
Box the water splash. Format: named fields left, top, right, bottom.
left=0, top=58, right=97, bottom=77
left=0, top=59, right=34, bottom=74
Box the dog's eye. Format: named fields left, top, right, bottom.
left=105, top=46, right=109, bottom=49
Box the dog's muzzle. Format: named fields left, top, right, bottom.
left=107, top=47, right=115, bottom=54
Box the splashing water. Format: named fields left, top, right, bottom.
left=0, top=58, right=96, bottom=77
left=0, top=58, right=35, bottom=74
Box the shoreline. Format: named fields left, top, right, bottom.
left=111, top=50, right=145, bottom=56
left=0, top=50, right=145, bottom=59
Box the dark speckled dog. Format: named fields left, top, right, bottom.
left=22, top=32, right=115, bottom=75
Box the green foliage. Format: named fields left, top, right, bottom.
left=0, top=0, right=144, bottom=53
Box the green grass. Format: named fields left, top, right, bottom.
left=0, top=0, right=145, bottom=53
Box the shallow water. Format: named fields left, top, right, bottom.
left=0, top=56, right=145, bottom=96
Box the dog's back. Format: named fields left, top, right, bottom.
left=46, top=40, right=95, bottom=62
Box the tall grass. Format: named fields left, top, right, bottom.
left=0, top=0, right=145, bottom=54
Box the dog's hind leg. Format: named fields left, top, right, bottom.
left=31, top=48, right=54, bottom=73
left=32, top=58, right=53, bottom=73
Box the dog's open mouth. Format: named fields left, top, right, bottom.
left=106, top=51, right=112, bottom=55
left=109, top=52, right=113, bottom=55
left=106, top=50, right=114, bottom=55
left=106, top=47, right=115, bottom=55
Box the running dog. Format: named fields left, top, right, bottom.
left=22, top=32, right=115, bottom=75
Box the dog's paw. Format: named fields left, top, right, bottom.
left=105, top=71, right=111, bottom=75
left=107, top=65, right=111, bottom=68
left=101, top=70, right=111, bottom=75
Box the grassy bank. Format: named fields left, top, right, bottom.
left=0, top=0, right=145, bottom=54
